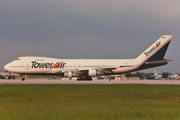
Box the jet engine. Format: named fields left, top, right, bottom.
left=64, top=71, right=72, bottom=77
left=88, top=69, right=96, bottom=76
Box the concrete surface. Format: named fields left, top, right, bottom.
left=1, top=79, right=180, bottom=85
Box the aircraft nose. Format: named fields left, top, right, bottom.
left=4, top=63, right=11, bottom=71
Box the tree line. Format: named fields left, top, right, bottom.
left=125, top=72, right=171, bottom=79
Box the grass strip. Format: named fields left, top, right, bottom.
left=0, top=84, right=180, bottom=120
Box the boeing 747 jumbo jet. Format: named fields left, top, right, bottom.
left=4, top=35, right=173, bottom=81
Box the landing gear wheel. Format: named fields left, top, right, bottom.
left=77, top=76, right=92, bottom=81
left=22, top=78, right=25, bottom=81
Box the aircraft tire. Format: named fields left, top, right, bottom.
left=22, top=78, right=25, bottom=81
left=77, top=76, right=92, bottom=81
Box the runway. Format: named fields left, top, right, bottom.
left=1, top=79, right=180, bottom=85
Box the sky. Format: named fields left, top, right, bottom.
left=0, top=0, right=180, bottom=74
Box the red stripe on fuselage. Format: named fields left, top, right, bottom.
left=10, top=71, right=56, bottom=74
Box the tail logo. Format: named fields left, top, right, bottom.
left=156, top=42, right=161, bottom=48
left=144, top=41, right=161, bottom=57
left=53, top=62, right=66, bottom=68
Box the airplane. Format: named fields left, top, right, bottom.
left=154, top=70, right=162, bottom=79
left=144, top=70, right=162, bottom=80
left=4, top=35, right=173, bottom=81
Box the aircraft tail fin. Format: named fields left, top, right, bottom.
left=136, top=35, right=172, bottom=62
left=154, top=70, right=158, bottom=76
left=135, top=35, right=173, bottom=71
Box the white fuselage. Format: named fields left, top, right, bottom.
left=4, top=56, right=140, bottom=75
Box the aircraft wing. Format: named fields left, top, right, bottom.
left=54, top=68, right=87, bottom=75
left=77, top=66, right=120, bottom=74
left=54, top=65, right=137, bottom=75
left=99, top=65, right=136, bottom=73
left=100, top=67, right=118, bottom=74
left=101, top=67, right=117, bottom=71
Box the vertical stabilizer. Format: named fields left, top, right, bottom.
left=136, top=35, right=172, bottom=61
left=154, top=70, right=158, bottom=76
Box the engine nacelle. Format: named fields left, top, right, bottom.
left=64, top=71, right=72, bottom=77
left=72, top=72, right=79, bottom=77
left=88, top=69, right=96, bottom=76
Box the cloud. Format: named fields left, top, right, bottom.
left=51, top=0, right=180, bottom=21
left=1, top=0, right=180, bottom=43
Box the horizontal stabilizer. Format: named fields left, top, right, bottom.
left=145, top=59, right=174, bottom=65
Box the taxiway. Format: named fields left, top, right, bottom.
left=1, top=79, right=180, bottom=85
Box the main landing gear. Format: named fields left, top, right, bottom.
left=77, top=76, right=92, bottom=81
left=22, top=77, right=25, bottom=81
left=21, top=75, right=25, bottom=81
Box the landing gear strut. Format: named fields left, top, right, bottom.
left=77, top=76, right=92, bottom=81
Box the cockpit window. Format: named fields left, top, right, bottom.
left=16, top=58, right=20, bottom=60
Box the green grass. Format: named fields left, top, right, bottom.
left=1, top=84, right=180, bottom=120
